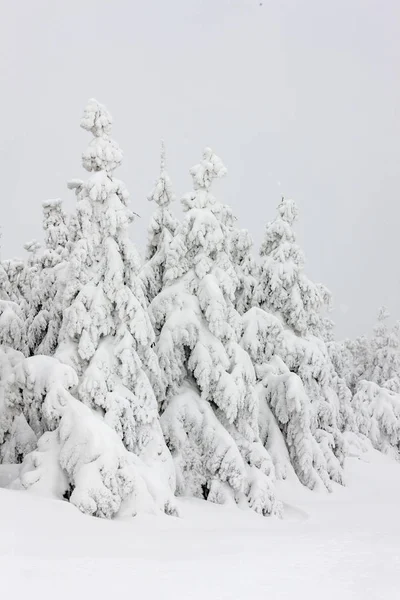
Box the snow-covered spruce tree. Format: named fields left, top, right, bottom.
left=230, top=228, right=259, bottom=315
left=0, top=345, right=35, bottom=465
left=25, top=200, right=70, bottom=356
left=151, top=148, right=280, bottom=516
left=0, top=261, right=26, bottom=353
left=10, top=354, right=174, bottom=518
left=242, top=308, right=349, bottom=490
left=368, top=307, right=400, bottom=393
left=347, top=308, right=400, bottom=456
left=1, top=257, right=29, bottom=340
left=254, top=196, right=328, bottom=336
left=140, top=141, right=179, bottom=305
left=0, top=261, right=35, bottom=464
left=244, top=197, right=360, bottom=490
left=342, top=335, right=372, bottom=393
left=352, top=380, right=400, bottom=458
left=56, top=99, right=175, bottom=512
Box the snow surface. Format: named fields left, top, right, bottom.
left=1, top=450, right=399, bottom=600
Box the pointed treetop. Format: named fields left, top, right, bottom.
left=277, top=196, right=298, bottom=225
left=160, top=139, right=166, bottom=172
left=377, top=306, right=390, bottom=322
left=189, top=147, right=227, bottom=190
left=147, top=140, right=175, bottom=208
left=80, top=98, right=113, bottom=138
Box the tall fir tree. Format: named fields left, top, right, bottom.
left=140, top=141, right=179, bottom=305
left=55, top=99, right=175, bottom=509
left=151, top=148, right=279, bottom=515
left=244, top=196, right=360, bottom=490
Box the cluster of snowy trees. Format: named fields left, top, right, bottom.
left=0, top=99, right=399, bottom=519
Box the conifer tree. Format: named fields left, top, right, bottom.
left=0, top=261, right=26, bottom=354
left=14, top=354, right=174, bottom=518
left=368, top=307, right=400, bottom=392
left=0, top=345, right=32, bottom=464
left=55, top=99, right=175, bottom=509
left=244, top=196, right=360, bottom=489
left=255, top=196, right=329, bottom=336
left=242, top=308, right=346, bottom=489
left=352, top=380, right=400, bottom=457
left=25, top=201, right=70, bottom=356
left=151, top=148, right=279, bottom=515
left=140, top=141, right=179, bottom=305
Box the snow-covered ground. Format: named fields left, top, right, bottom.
left=0, top=450, right=399, bottom=600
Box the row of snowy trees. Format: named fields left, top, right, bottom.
left=0, top=99, right=399, bottom=519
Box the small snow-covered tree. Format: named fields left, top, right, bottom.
left=255, top=197, right=328, bottom=336
left=55, top=99, right=175, bottom=511
left=352, top=380, right=400, bottom=458
left=0, top=345, right=35, bottom=464
left=25, top=201, right=70, bottom=356
left=151, top=148, right=280, bottom=515
left=140, top=141, right=179, bottom=305
left=0, top=262, right=26, bottom=353
left=12, top=355, right=176, bottom=517
left=368, top=307, right=400, bottom=393
left=242, top=308, right=347, bottom=490
left=1, top=258, right=29, bottom=337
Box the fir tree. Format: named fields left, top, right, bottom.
left=15, top=354, right=174, bottom=518
left=242, top=308, right=347, bottom=490
left=140, top=141, right=178, bottom=305
left=255, top=196, right=327, bottom=336
left=245, top=196, right=359, bottom=489
left=368, top=307, right=400, bottom=392
left=55, top=99, right=175, bottom=510
left=26, top=201, right=70, bottom=356
left=352, top=380, right=400, bottom=458
left=0, top=261, right=26, bottom=353
left=151, top=148, right=279, bottom=515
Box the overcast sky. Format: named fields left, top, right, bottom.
left=1, top=0, right=399, bottom=338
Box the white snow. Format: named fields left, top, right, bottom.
left=0, top=450, right=399, bottom=600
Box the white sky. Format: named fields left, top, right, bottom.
left=1, top=0, right=399, bottom=338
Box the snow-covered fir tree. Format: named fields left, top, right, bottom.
left=0, top=261, right=26, bottom=353
left=352, top=379, right=400, bottom=458
left=241, top=308, right=349, bottom=490
left=367, top=307, right=400, bottom=393
left=25, top=200, right=70, bottom=356
left=1, top=257, right=29, bottom=343
left=255, top=196, right=328, bottom=336
left=54, top=99, right=176, bottom=512
left=151, top=148, right=280, bottom=515
left=140, top=141, right=179, bottom=305
left=243, top=196, right=360, bottom=490
left=346, top=308, right=400, bottom=456
left=10, top=354, right=174, bottom=518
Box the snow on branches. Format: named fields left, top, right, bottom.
left=151, top=149, right=280, bottom=516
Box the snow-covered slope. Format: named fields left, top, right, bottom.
left=0, top=450, right=399, bottom=600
